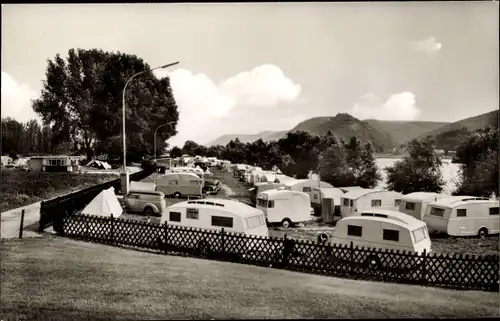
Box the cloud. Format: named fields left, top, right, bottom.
left=350, top=92, right=422, bottom=121
left=410, top=36, right=442, bottom=55
left=154, top=64, right=301, bottom=147
left=1, top=71, right=40, bottom=123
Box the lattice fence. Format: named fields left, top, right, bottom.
left=62, top=214, right=500, bottom=292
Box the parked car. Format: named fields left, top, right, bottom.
left=123, top=190, right=167, bottom=216
left=203, top=178, right=221, bottom=195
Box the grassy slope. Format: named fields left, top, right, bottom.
left=1, top=237, right=498, bottom=320
left=364, top=120, right=450, bottom=145
left=0, top=169, right=117, bottom=212
left=412, top=110, right=499, bottom=143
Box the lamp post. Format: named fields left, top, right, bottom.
left=154, top=121, right=176, bottom=162
left=121, top=61, right=179, bottom=194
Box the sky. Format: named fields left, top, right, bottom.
left=1, top=3, right=498, bottom=147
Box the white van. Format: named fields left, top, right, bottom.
left=332, top=209, right=432, bottom=256
left=399, top=192, right=448, bottom=221
left=154, top=172, right=204, bottom=198
left=340, top=189, right=402, bottom=218
left=256, top=189, right=314, bottom=227
left=423, top=196, right=499, bottom=237
left=161, top=199, right=269, bottom=255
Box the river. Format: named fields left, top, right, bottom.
left=375, top=158, right=461, bottom=194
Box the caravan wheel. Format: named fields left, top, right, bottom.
left=174, top=192, right=181, bottom=198
left=281, top=218, right=292, bottom=228
left=478, top=228, right=488, bottom=239
left=364, top=255, right=381, bottom=268
left=197, top=240, right=211, bottom=257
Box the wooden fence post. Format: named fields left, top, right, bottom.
left=421, top=249, right=427, bottom=285
left=19, top=209, right=25, bottom=239
left=349, top=241, right=354, bottom=274
left=164, top=221, right=168, bottom=254
left=221, top=228, right=226, bottom=256
left=110, top=214, right=114, bottom=243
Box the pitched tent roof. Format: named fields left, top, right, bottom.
left=82, top=187, right=123, bottom=217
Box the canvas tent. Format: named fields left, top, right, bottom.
left=82, top=187, right=123, bottom=217
left=86, top=159, right=112, bottom=170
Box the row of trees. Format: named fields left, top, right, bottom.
left=2, top=117, right=73, bottom=156
left=175, top=126, right=498, bottom=198
left=2, top=48, right=179, bottom=162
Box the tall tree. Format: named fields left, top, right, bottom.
left=32, top=48, right=179, bottom=162
left=453, top=126, right=499, bottom=197
left=385, top=137, right=445, bottom=194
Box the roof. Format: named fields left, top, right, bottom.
left=260, top=189, right=310, bottom=200
left=358, top=208, right=422, bottom=226
left=318, top=187, right=344, bottom=199
left=30, top=155, right=77, bottom=159
left=169, top=198, right=262, bottom=218
left=338, top=215, right=424, bottom=230
left=430, top=196, right=494, bottom=208
left=285, top=179, right=333, bottom=188
left=402, top=192, right=445, bottom=202
left=343, top=188, right=400, bottom=200
left=157, top=172, right=201, bottom=180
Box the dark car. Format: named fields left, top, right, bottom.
left=203, top=178, right=221, bottom=195
left=194, top=161, right=208, bottom=172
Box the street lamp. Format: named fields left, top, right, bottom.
left=154, top=121, right=176, bottom=162
left=121, top=61, right=180, bottom=194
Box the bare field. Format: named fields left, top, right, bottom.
left=1, top=237, right=498, bottom=320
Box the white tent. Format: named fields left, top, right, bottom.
left=85, top=159, right=112, bottom=170
left=82, top=187, right=123, bottom=218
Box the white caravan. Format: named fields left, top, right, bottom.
left=169, top=166, right=205, bottom=177
left=274, top=174, right=296, bottom=185
left=249, top=181, right=285, bottom=205
left=332, top=209, right=432, bottom=255
left=256, top=189, right=314, bottom=227
left=284, top=179, right=333, bottom=203
left=154, top=172, right=203, bottom=198
left=423, top=196, right=499, bottom=237
left=162, top=199, right=269, bottom=254
left=399, top=192, right=448, bottom=221
left=311, top=187, right=345, bottom=214
left=340, top=189, right=402, bottom=218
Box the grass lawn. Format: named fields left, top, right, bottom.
left=0, top=169, right=117, bottom=212
left=1, top=236, right=498, bottom=320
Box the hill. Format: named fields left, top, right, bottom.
left=364, top=120, right=450, bottom=145
left=289, top=113, right=397, bottom=152
left=408, top=110, right=499, bottom=150
left=208, top=130, right=287, bottom=146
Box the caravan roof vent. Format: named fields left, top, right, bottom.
left=187, top=200, right=225, bottom=207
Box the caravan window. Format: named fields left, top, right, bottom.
left=371, top=199, right=382, bottom=207
left=412, top=227, right=428, bottom=243
left=268, top=200, right=275, bottom=208
left=405, top=202, right=416, bottom=211
left=489, top=207, right=499, bottom=215
left=456, top=209, right=467, bottom=217
left=246, top=215, right=265, bottom=229
left=383, top=229, right=399, bottom=242
left=394, top=199, right=401, bottom=207
left=169, top=211, right=181, bottom=222
left=350, top=200, right=354, bottom=207
left=186, top=208, right=199, bottom=220
left=212, top=216, right=233, bottom=228
left=169, top=180, right=178, bottom=185
left=430, top=207, right=445, bottom=217
left=257, top=199, right=267, bottom=207
left=343, top=198, right=349, bottom=206
left=347, top=225, right=362, bottom=237
left=303, top=187, right=312, bottom=193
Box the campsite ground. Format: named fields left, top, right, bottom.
left=1, top=236, right=498, bottom=320
left=0, top=168, right=117, bottom=213
left=129, top=169, right=500, bottom=256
